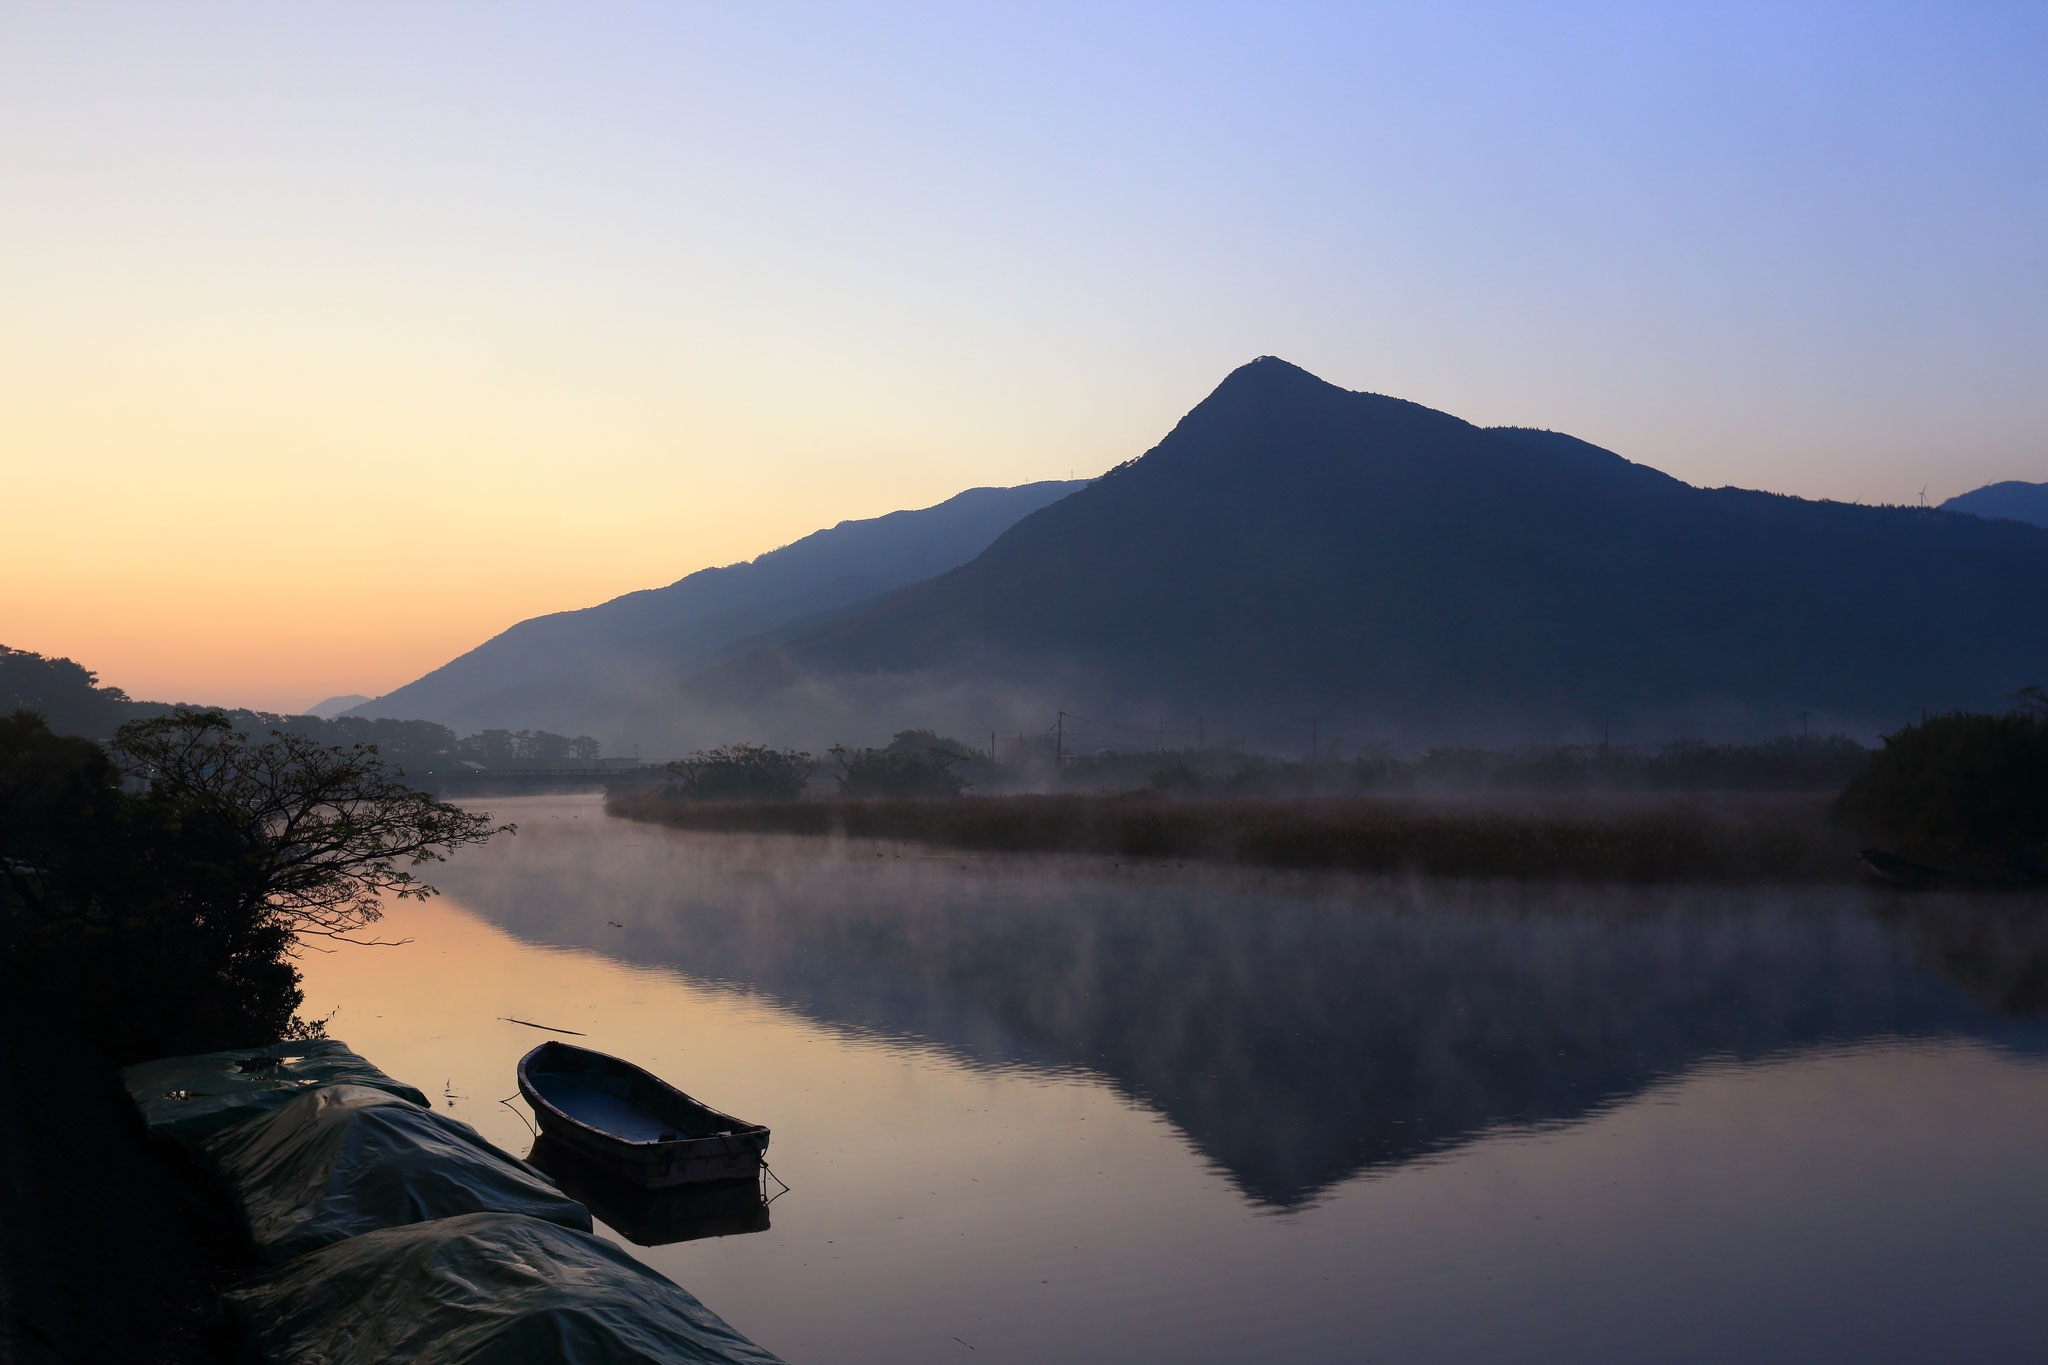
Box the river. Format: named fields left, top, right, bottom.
left=295, top=794, right=2048, bottom=1364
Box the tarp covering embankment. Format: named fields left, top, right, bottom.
left=120, top=1040, right=431, bottom=1148
left=200, top=1083, right=592, bottom=1263
left=225, top=1210, right=787, bottom=1364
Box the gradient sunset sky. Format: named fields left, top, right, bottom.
left=5, top=2, right=2045, bottom=712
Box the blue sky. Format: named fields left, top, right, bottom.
left=3, top=2, right=2044, bottom=705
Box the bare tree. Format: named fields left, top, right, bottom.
left=112, top=709, right=510, bottom=943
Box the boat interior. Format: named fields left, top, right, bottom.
left=528, top=1045, right=757, bottom=1143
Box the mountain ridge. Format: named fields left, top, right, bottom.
left=675, top=358, right=2048, bottom=746
left=348, top=480, right=1084, bottom=734
left=1942, top=479, right=2048, bottom=528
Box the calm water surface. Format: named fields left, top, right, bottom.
left=295, top=794, right=2048, bottom=1364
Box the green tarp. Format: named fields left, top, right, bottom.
left=120, top=1040, right=431, bottom=1148
left=225, top=1210, right=786, bottom=1364
left=201, top=1084, right=591, bottom=1263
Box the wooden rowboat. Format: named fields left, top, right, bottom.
left=516, top=1041, right=769, bottom=1189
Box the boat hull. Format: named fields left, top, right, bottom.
left=524, top=1102, right=768, bottom=1187
left=517, top=1042, right=770, bottom=1190
left=527, top=1137, right=772, bottom=1244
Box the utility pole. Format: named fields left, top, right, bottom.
left=1157, top=714, right=1164, bottom=754
left=1198, top=716, right=1205, bottom=749
left=991, top=730, right=997, bottom=761
left=1055, top=711, right=1064, bottom=768
left=1310, top=712, right=1319, bottom=765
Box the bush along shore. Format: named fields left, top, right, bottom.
left=616, top=693, right=2048, bottom=887
left=1, top=705, right=511, bottom=1363
left=605, top=789, right=1862, bottom=884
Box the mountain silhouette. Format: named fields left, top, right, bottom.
left=304, top=693, right=371, bottom=719
left=1943, top=480, right=2048, bottom=528
left=349, top=481, right=1082, bottom=735
left=689, top=358, right=2048, bottom=744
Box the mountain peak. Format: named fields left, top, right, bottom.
left=1152, top=357, right=1359, bottom=454
left=708, top=363, right=2048, bottom=743
left=1208, top=355, right=1341, bottom=400
left=1139, top=357, right=1471, bottom=480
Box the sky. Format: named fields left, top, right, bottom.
left=4, top=1, right=2045, bottom=712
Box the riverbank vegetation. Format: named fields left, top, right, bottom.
left=658, top=729, right=1871, bottom=799
left=2, top=642, right=604, bottom=775
left=1, top=661, right=515, bottom=1362
left=620, top=697, right=2048, bottom=886
left=1033, top=733, right=1868, bottom=797
left=607, top=788, right=1856, bottom=883
left=1835, top=689, right=2048, bottom=881
left=664, top=743, right=816, bottom=800
left=619, top=730, right=1883, bottom=882
left=828, top=734, right=971, bottom=798
left=1, top=707, right=505, bottom=1063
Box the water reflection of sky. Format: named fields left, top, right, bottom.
left=296, top=795, right=2048, bottom=1364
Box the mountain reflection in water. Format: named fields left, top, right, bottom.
left=433, top=806, right=2048, bottom=1209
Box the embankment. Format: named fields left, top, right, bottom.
left=604, top=790, right=1862, bottom=884
left=0, top=1018, right=247, bottom=1365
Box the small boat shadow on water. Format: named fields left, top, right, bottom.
left=527, top=1137, right=777, bottom=1246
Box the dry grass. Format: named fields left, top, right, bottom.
left=605, top=789, right=1861, bottom=884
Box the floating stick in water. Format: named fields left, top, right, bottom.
left=498, top=1016, right=588, bottom=1036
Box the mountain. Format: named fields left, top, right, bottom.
left=303, top=693, right=371, bottom=719
left=348, top=481, right=1083, bottom=736
left=1943, top=480, right=2048, bottom=528
left=687, top=358, right=2048, bottom=745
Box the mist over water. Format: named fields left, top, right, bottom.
left=299, top=795, right=2048, bottom=1363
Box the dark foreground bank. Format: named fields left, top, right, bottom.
left=606, top=789, right=1863, bottom=884
left=0, top=1021, right=246, bottom=1365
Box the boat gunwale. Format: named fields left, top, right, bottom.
left=515, top=1041, right=768, bottom=1158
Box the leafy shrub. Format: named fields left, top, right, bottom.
left=830, top=741, right=966, bottom=799
left=1, top=708, right=502, bottom=1061
left=1149, top=760, right=1205, bottom=793
left=885, top=729, right=1005, bottom=790
left=1834, top=695, right=2048, bottom=873
left=453, top=727, right=601, bottom=768
left=2, top=710, right=299, bottom=1056
left=665, top=744, right=814, bottom=800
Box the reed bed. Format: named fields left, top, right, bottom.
left=604, top=789, right=1860, bottom=884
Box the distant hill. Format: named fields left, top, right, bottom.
left=685, top=358, right=2048, bottom=745
left=1942, top=480, right=2048, bottom=528
left=348, top=481, right=1083, bottom=736
left=304, top=693, right=371, bottom=719
left=1, top=645, right=132, bottom=739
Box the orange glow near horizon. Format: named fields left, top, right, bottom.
left=8, top=7, right=2045, bottom=711
left=1, top=344, right=1111, bottom=710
